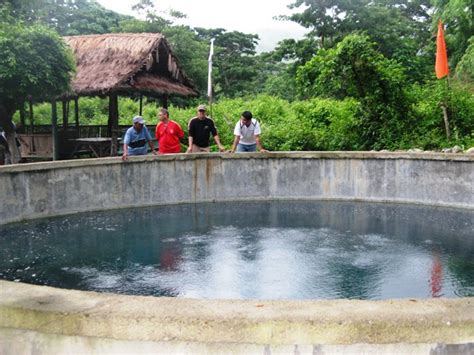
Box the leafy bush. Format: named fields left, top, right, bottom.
left=12, top=90, right=473, bottom=152
left=410, top=81, right=474, bottom=149
left=296, top=34, right=417, bottom=150
left=262, top=98, right=363, bottom=151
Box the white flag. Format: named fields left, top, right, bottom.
left=207, top=38, right=215, bottom=98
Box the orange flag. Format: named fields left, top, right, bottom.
left=435, top=20, right=449, bottom=79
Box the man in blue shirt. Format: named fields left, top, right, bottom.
left=122, top=116, right=157, bottom=161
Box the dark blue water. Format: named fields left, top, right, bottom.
left=0, top=201, right=472, bottom=300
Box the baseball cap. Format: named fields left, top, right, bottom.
left=197, top=104, right=206, bottom=111
left=133, top=116, right=145, bottom=124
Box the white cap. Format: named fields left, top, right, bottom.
left=133, top=116, right=145, bottom=124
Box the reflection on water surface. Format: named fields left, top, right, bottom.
left=0, top=201, right=472, bottom=299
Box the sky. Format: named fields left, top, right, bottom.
left=96, top=0, right=308, bottom=52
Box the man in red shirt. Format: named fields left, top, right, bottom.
left=155, top=108, right=184, bottom=154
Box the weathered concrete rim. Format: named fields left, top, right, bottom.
left=1, top=151, right=472, bottom=226
left=1, top=151, right=473, bottom=174
left=1, top=328, right=472, bottom=355
left=1, top=280, right=473, bottom=346
left=0, top=151, right=472, bottom=225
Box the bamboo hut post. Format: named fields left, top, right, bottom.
left=51, top=100, right=59, bottom=161
left=139, top=94, right=143, bottom=116
left=162, top=95, right=168, bottom=109
left=19, top=103, right=26, bottom=129
left=108, top=94, right=119, bottom=156
left=28, top=98, right=34, bottom=134
left=74, top=97, right=80, bottom=136
left=62, top=99, right=69, bottom=130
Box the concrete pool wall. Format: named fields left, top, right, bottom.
left=0, top=152, right=473, bottom=353
left=1, top=152, right=473, bottom=225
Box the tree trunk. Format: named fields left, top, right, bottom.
left=0, top=103, right=21, bottom=164
left=29, top=98, right=34, bottom=134
left=19, top=103, right=26, bottom=128
left=74, top=97, right=80, bottom=136
left=62, top=99, right=69, bottom=130
left=52, top=100, right=59, bottom=161
left=108, top=94, right=119, bottom=156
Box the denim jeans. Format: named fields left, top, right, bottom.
left=236, top=143, right=257, bottom=152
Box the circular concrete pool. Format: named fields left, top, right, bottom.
left=1, top=201, right=473, bottom=299
left=0, top=153, right=473, bottom=353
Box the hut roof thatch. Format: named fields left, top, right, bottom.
left=63, top=33, right=197, bottom=97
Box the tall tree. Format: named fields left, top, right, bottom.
left=272, top=38, right=319, bottom=69
left=455, top=36, right=474, bottom=84
left=431, top=0, right=474, bottom=69
left=283, top=0, right=346, bottom=48
left=2, top=0, right=130, bottom=35
left=196, top=28, right=260, bottom=97
left=129, top=0, right=171, bottom=28
left=296, top=34, right=412, bottom=149
left=284, top=0, right=434, bottom=82
left=162, top=26, right=208, bottom=94
left=0, top=20, right=75, bottom=162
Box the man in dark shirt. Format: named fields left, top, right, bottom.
left=187, top=104, right=225, bottom=153
left=0, top=131, right=9, bottom=165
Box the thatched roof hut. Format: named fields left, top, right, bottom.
left=26, top=33, right=198, bottom=160
left=63, top=33, right=197, bottom=97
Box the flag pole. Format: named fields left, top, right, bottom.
left=208, top=38, right=215, bottom=119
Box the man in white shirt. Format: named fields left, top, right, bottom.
left=231, top=111, right=267, bottom=153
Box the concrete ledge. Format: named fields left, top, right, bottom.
left=1, top=280, right=473, bottom=353
left=2, top=329, right=472, bottom=355
left=1, top=151, right=473, bottom=174
left=1, top=152, right=473, bottom=225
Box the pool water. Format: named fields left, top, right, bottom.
left=0, top=201, right=472, bottom=300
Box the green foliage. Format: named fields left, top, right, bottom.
left=296, top=34, right=416, bottom=149
left=292, top=98, right=363, bottom=150
left=284, top=0, right=433, bottom=82
left=261, top=69, right=297, bottom=102
left=410, top=81, right=474, bottom=149
left=162, top=26, right=208, bottom=93
left=284, top=0, right=345, bottom=47
left=432, top=0, right=474, bottom=69
left=15, top=91, right=473, bottom=151
left=286, top=0, right=433, bottom=48
left=2, top=0, right=472, bottom=152
left=260, top=96, right=363, bottom=151
left=272, top=38, right=320, bottom=74
left=455, top=36, right=474, bottom=84
left=2, top=0, right=129, bottom=35
left=0, top=21, right=75, bottom=115
left=196, top=28, right=260, bottom=98
left=170, top=95, right=364, bottom=151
